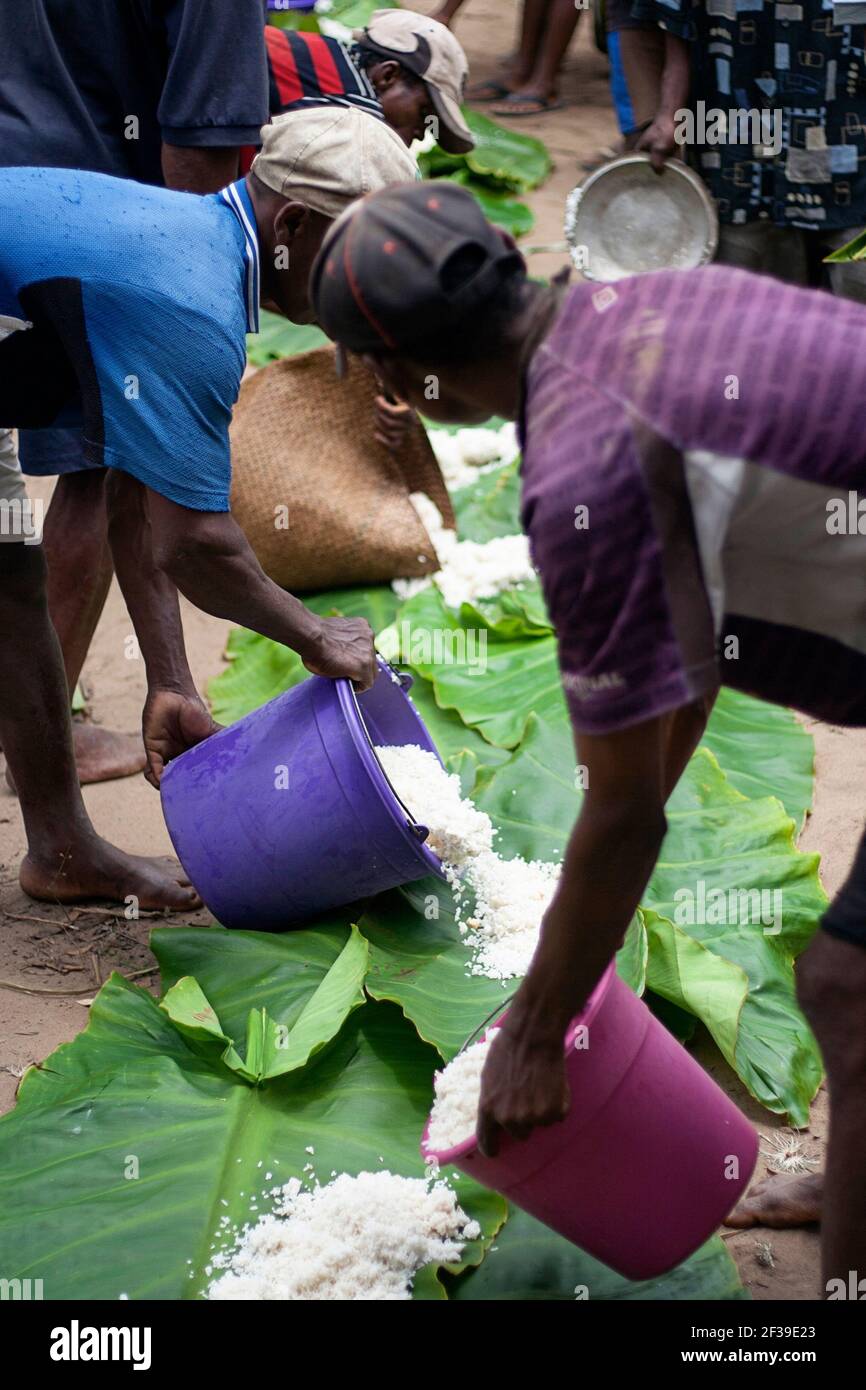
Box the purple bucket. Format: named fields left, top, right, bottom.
left=160, top=660, right=445, bottom=929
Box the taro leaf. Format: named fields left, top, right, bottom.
left=448, top=1209, right=747, bottom=1301
left=401, top=672, right=512, bottom=779
left=449, top=170, right=534, bottom=236
left=304, top=583, right=401, bottom=629
left=150, top=920, right=357, bottom=1044
left=246, top=308, right=327, bottom=366
left=386, top=587, right=564, bottom=749
left=702, top=689, right=815, bottom=832
left=825, top=228, right=866, bottom=263
left=641, top=909, right=747, bottom=1066
left=0, top=975, right=504, bottom=1300
left=450, top=457, right=522, bottom=540
left=268, top=11, right=321, bottom=32
left=158, top=975, right=247, bottom=1074
left=462, top=108, right=552, bottom=191
left=646, top=754, right=825, bottom=1123
left=207, top=626, right=307, bottom=724
left=423, top=108, right=552, bottom=193
left=469, top=720, right=824, bottom=1121
left=160, top=929, right=368, bottom=1082
left=360, top=878, right=646, bottom=1063
left=320, top=0, right=395, bottom=29
left=360, top=882, right=513, bottom=1061
left=617, top=912, right=648, bottom=997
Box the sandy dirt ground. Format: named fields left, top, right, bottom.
left=1, top=2, right=863, bottom=1301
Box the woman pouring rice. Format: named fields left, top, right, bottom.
left=309, top=180, right=866, bottom=1296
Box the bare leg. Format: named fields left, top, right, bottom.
left=467, top=0, right=548, bottom=100
left=491, top=0, right=581, bottom=112
left=0, top=542, right=199, bottom=911
left=40, top=470, right=145, bottom=783
left=797, top=931, right=866, bottom=1294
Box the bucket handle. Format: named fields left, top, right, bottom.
left=458, top=989, right=521, bottom=1055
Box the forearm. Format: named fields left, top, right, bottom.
left=106, top=472, right=195, bottom=693
left=159, top=512, right=322, bottom=660
left=656, top=32, right=690, bottom=122
left=509, top=807, right=666, bottom=1041
left=161, top=144, right=240, bottom=194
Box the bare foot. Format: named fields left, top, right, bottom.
left=489, top=90, right=565, bottom=117
left=725, top=1172, right=823, bottom=1229
left=71, top=719, right=147, bottom=784
left=20, top=836, right=201, bottom=913
left=5, top=717, right=146, bottom=793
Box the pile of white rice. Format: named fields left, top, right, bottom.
left=207, top=1171, right=479, bottom=1301
left=428, top=423, right=519, bottom=491
left=425, top=1034, right=497, bottom=1153
left=394, top=493, right=534, bottom=609
left=375, top=744, right=560, bottom=981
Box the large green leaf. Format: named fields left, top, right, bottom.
left=469, top=719, right=823, bottom=1121
left=451, top=172, right=534, bottom=236
left=360, top=877, right=645, bottom=1062
left=646, top=754, right=824, bottom=1123
left=388, top=587, right=564, bottom=749
left=825, top=228, right=866, bottom=262
left=702, top=689, right=815, bottom=831
left=158, top=928, right=369, bottom=1082
left=208, top=626, right=307, bottom=724
left=448, top=1209, right=747, bottom=1301
left=450, top=457, right=522, bottom=541
left=420, top=108, right=552, bottom=193
left=0, top=972, right=504, bottom=1300
left=400, top=672, right=512, bottom=778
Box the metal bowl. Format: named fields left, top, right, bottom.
left=565, top=153, right=718, bottom=282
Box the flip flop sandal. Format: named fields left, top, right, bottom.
left=489, top=93, right=566, bottom=117
left=466, top=80, right=511, bottom=103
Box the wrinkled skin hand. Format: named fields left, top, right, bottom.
left=142, top=687, right=221, bottom=789
left=303, top=616, right=378, bottom=691
left=635, top=114, right=679, bottom=173
left=374, top=393, right=413, bottom=453
left=476, top=1023, right=571, bottom=1158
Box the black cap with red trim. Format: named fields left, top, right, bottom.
left=310, top=180, right=525, bottom=356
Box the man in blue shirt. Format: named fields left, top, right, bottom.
left=0, top=0, right=270, bottom=785
left=0, top=105, right=416, bottom=911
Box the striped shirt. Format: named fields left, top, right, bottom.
left=265, top=26, right=382, bottom=120
left=241, top=26, right=384, bottom=173
left=521, top=269, right=866, bottom=734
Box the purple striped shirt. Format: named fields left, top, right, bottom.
left=521, top=268, right=866, bottom=734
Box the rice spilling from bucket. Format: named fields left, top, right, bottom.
left=394, top=493, right=535, bottom=608
left=207, top=1171, right=480, bottom=1301
left=375, top=743, right=560, bottom=981
left=425, top=1033, right=498, bottom=1153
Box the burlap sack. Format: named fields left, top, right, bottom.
left=229, top=347, right=455, bottom=592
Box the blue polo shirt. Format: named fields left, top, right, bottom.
left=0, top=168, right=261, bottom=511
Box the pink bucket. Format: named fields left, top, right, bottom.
left=422, top=963, right=758, bottom=1280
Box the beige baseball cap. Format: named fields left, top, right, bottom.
left=251, top=105, right=418, bottom=219
left=354, top=9, right=474, bottom=155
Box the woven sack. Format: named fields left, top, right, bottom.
left=229, top=347, right=455, bottom=592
